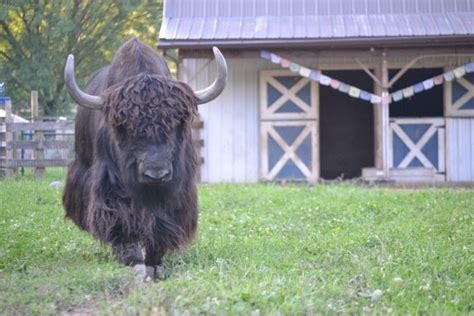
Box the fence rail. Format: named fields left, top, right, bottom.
left=3, top=159, right=71, bottom=168
left=6, top=140, right=72, bottom=150
left=5, top=121, right=75, bottom=132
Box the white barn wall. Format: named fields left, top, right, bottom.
left=446, top=118, right=474, bottom=181
left=180, top=58, right=279, bottom=183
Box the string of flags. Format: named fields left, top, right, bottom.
left=260, top=50, right=474, bottom=105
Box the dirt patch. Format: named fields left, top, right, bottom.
left=61, top=305, right=99, bottom=316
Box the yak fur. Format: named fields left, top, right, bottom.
left=63, top=38, right=199, bottom=272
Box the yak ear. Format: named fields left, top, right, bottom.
left=115, top=125, right=127, bottom=138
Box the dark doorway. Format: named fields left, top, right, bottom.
left=319, top=70, right=374, bottom=179
left=389, top=68, right=444, bottom=117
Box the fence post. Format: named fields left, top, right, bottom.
left=31, top=91, right=45, bottom=177
left=5, top=99, right=14, bottom=178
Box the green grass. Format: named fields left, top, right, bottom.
left=0, top=170, right=473, bottom=315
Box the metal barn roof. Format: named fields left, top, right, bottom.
left=158, top=0, right=474, bottom=48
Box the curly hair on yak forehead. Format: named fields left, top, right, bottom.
left=103, top=74, right=197, bottom=140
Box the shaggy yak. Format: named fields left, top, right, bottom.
left=62, top=38, right=227, bottom=279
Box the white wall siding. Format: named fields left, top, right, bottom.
left=446, top=118, right=474, bottom=181
left=180, top=58, right=277, bottom=183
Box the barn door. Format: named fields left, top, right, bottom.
left=388, top=118, right=445, bottom=179
left=260, top=70, right=319, bottom=183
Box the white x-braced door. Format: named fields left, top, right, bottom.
left=260, top=70, right=319, bottom=183
left=388, top=118, right=445, bottom=178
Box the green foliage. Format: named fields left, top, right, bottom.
left=0, top=173, right=473, bottom=315
left=0, top=0, right=162, bottom=115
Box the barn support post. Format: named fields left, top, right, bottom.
left=373, top=66, right=382, bottom=169
left=31, top=91, right=45, bottom=177
left=373, top=51, right=391, bottom=179
left=381, top=52, right=391, bottom=178
left=5, top=99, right=14, bottom=178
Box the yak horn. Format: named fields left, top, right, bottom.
left=64, top=54, right=104, bottom=110
left=194, top=47, right=227, bottom=104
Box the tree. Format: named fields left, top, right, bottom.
left=0, top=0, right=163, bottom=116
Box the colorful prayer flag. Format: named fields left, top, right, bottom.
left=349, top=86, right=361, bottom=98
left=289, top=62, right=300, bottom=72
left=443, top=71, right=455, bottom=81
left=453, top=66, right=466, bottom=78
left=382, top=93, right=392, bottom=104
left=280, top=58, right=290, bottom=68
left=330, top=79, right=341, bottom=89
left=402, top=86, right=414, bottom=98
left=360, top=90, right=371, bottom=101
left=466, top=62, right=474, bottom=73
left=413, top=83, right=424, bottom=94
left=392, top=90, right=403, bottom=102
left=338, top=83, right=350, bottom=93
left=433, top=75, right=444, bottom=85
left=319, top=74, right=331, bottom=86
left=260, top=50, right=271, bottom=60
left=270, top=53, right=281, bottom=64
left=370, top=94, right=382, bottom=104
left=299, top=67, right=311, bottom=77
left=309, top=70, right=321, bottom=81
left=423, top=79, right=434, bottom=90
left=259, top=50, right=469, bottom=107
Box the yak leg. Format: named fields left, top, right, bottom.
left=112, top=242, right=143, bottom=265
left=63, top=161, right=91, bottom=231
left=144, top=245, right=166, bottom=280
left=112, top=242, right=147, bottom=278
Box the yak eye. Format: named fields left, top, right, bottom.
left=116, top=125, right=127, bottom=136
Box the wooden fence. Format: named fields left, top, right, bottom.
left=1, top=92, right=205, bottom=179
left=1, top=95, right=74, bottom=178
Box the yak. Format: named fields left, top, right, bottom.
left=62, top=38, right=227, bottom=279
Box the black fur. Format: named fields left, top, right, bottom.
left=63, top=38, right=198, bottom=269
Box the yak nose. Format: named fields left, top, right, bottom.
left=143, top=169, right=172, bottom=183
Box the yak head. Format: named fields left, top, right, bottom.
left=64, top=38, right=227, bottom=186
left=104, top=74, right=197, bottom=186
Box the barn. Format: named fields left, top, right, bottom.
left=158, top=0, right=474, bottom=183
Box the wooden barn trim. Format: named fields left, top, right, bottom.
left=179, top=46, right=474, bottom=63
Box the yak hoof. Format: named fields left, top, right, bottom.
left=133, top=264, right=147, bottom=279
left=145, top=265, right=165, bottom=280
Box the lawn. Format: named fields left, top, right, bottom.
left=0, top=170, right=472, bottom=315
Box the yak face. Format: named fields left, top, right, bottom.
left=135, top=142, right=175, bottom=185
left=104, top=74, right=197, bottom=186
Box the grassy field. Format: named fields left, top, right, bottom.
left=0, top=170, right=472, bottom=315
